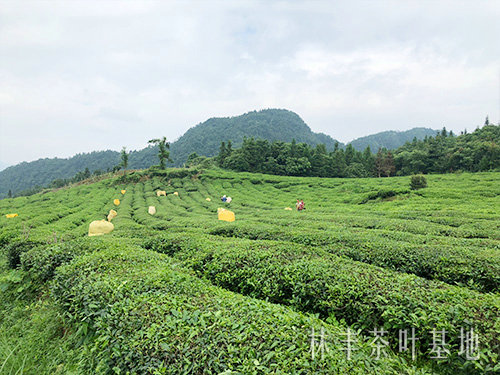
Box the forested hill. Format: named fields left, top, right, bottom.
left=349, top=127, right=437, bottom=151
left=168, top=109, right=341, bottom=162
left=0, top=108, right=438, bottom=198
left=0, top=151, right=121, bottom=198
left=0, top=148, right=159, bottom=199
left=0, top=109, right=341, bottom=198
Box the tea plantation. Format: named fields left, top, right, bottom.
left=0, top=169, right=498, bottom=374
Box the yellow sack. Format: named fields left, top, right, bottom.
left=284, top=207, right=293, bottom=211
left=113, top=199, right=120, bottom=206
left=157, top=190, right=166, bottom=197
left=206, top=197, right=211, bottom=201
left=5, top=213, right=18, bottom=218
left=173, top=192, right=179, bottom=196
left=121, top=190, right=126, bottom=195
left=218, top=209, right=235, bottom=222
left=88, top=220, right=114, bottom=236
left=107, top=209, right=117, bottom=221
left=148, top=206, right=156, bottom=215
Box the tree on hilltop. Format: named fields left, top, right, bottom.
left=148, top=137, right=172, bottom=169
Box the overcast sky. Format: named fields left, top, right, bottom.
left=0, top=0, right=499, bottom=167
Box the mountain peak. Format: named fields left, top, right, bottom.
left=168, top=108, right=340, bottom=163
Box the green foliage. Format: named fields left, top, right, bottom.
left=4, top=240, right=43, bottom=269
left=360, top=189, right=409, bottom=203
left=394, top=125, right=500, bottom=174
left=148, top=136, right=172, bottom=169
left=217, top=125, right=500, bottom=179
left=141, top=233, right=500, bottom=372
left=207, top=223, right=499, bottom=293
left=120, top=146, right=129, bottom=173
left=1, top=168, right=499, bottom=373
left=0, top=281, right=81, bottom=374
left=20, top=240, right=99, bottom=282
left=116, top=170, right=142, bottom=183
left=0, top=150, right=121, bottom=199
left=170, top=108, right=342, bottom=167
left=218, top=137, right=375, bottom=177
left=50, top=243, right=414, bottom=374
left=350, top=128, right=437, bottom=151
left=411, top=175, right=428, bottom=190
left=3, top=112, right=495, bottom=198
left=186, top=152, right=214, bottom=168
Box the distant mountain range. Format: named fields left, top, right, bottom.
left=0, top=109, right=436, bottom=198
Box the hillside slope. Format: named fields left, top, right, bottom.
left=0, top=151, right=121, bottom=198
left=169, top=109, right=342, bottom=163
left=349, top=127, right=437, bottom=151
left=0, top=161, right=9, bottom=172
left=0, top=170, right=498, bottom=373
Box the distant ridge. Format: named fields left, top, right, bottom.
left=348, top=127, right=437, bottom=151
left=0, top=161, right=9, bottom=172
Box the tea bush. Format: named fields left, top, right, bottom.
left=143, top=232, right=500, bottom=368
left=411, top=175, right=428, bottom=190
left=51, top=243, right=418, bottom=374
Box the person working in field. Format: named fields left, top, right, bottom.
left=296, top=199, right=305, bottom=211
left=221, top=195, right=227, bottom=202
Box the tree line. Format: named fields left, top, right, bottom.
left=213, top=124, right=499, bottom=178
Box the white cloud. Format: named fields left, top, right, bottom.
left=0, top=0, right=499, bottom=164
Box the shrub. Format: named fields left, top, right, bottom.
left=0, top=232, right=15, bottom=247
left=4, top=240, right=43, bottom=269
left=410, top=175, right=427, bottom=190
left=209, top=224, right=499, bottom=292
left=359, top=189, right=409, bottom=203
left=20, top=240, right=97, bottom=282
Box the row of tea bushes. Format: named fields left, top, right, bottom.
left=208, top=224, right=499, bottom=292
left=142, top=233, right=500, bottom=372
left=49, top=240, right=422, bottom=374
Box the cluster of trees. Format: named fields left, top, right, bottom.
left=349, top=127, right=436, bottom=151
left=216, top=139, right=384, bottom=178
left=393, top=125, right=499, bottom=174
left=216, top=124, right=499, bottom=178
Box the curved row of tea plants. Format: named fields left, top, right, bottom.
left=0, top=169, right=498, bottom=374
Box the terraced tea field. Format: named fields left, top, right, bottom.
left=0, top=169, right=499, bottom=374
